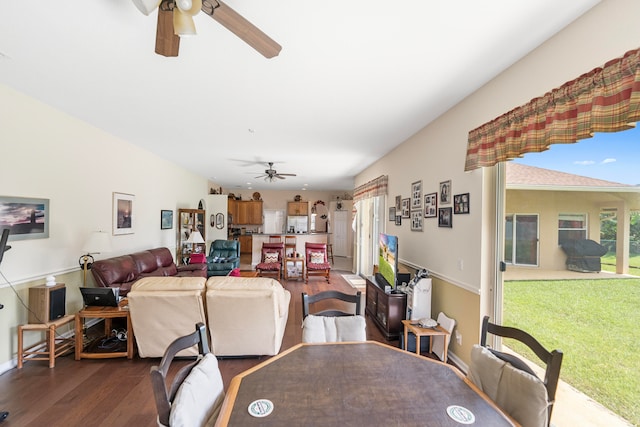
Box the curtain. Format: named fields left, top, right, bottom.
left=465, top=48, right=640, bottom=171
left=353, top=175, right=388, bottom=202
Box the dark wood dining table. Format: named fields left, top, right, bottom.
left=214, top=341, right=518, bottom=426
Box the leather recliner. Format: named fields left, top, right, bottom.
left=206, top=239, right=240, bottom=277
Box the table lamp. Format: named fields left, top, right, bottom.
left=186, top=229, right=205, bottom=254
left=78, top=231, right=113, bottom=286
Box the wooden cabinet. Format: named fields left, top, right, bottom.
left=229, top=200, right=263, bottom=225
left=365, top=277, right=407, bottom=340
left=287, top=201, right=308, bottom=216
left=238, top=235, right=252, bottom=254
left=177, top=208, right=206, bottom=265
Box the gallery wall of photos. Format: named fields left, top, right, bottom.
left=390, top=180, right=469, bottom=230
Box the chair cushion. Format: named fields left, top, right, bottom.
left=264, top=252, right=279, bottom=263
left=302, top=315, right=366, bottom=343
left=310, top=252, right=324, bottom=263
left=468, top=344, right=506, bottom=402
left=169, top=353, right=225, bottom=427
left=256, top=262, right=281, bottom=271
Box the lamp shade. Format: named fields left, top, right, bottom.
left=186, top=230, right=205, bottom=244
left=131, top=0, right=161, bottom=15
left=82, top=231, right=113, bottom=254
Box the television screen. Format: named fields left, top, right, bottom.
left=378, top=233, right=398, bottom=288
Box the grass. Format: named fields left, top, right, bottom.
left=504, top=278, right=640, bottom=426
left=600, top=252, right=640, bottom=273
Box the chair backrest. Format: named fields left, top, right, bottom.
left=431, top=311, right=456, bottom=361
left=305, top=242, right=328, bottom=263
left=150, top=323, right=224, bottom=427
left=208, top=239, right=240, bottom=258
left=261, top=242, right=284, bottom=262
left=302, top=290, right=361, bottom=318
left=268, top=235, right=282, bottom=243
left=480, top=315, right=563, bottom=424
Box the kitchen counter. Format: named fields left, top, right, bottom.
left=251, top=233, right=330, bottom=266
left=250, top=232, right=332, bottom=235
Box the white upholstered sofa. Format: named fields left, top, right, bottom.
left=127, top=276, right=290, bottom=358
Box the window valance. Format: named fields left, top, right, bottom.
left=465, top=48, right=640, bottom=171
left=353, top=175, right=388, bottom=202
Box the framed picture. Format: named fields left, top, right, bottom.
left=161, top=209, right=173, bottom=229
left=0, top=196, right=50, bottom=241
left=215, top=212, right=225, bottom=229
left=411, top=210, right=423, bottom=231
left=395, top=215, right=402, bottom=226
left=424, top=192, right=437, bottom=218
left=113, top=192, right=134, bottom=235
left=401, top=198, right=410, bottom=218
left=388, top=207, right=396, bottom=221
left=439, top=180, right=452, bottom=204
left=411, top=180, right=422, bottom=211
left=438, top=207, right=453, bottom=228
left=454, top=193, right=470, bottom=214
left=395, top=195, right=401, bottom=212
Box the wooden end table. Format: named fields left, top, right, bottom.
left=402, top=319, right=451, bottom=362
left=75, top=299, right=135, bottom=360
left=284, top=257, right=305, bottom=280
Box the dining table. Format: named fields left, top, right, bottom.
left=214, top=341, right=518, bottom=426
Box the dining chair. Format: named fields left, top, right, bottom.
left=304, top=242, right=331, bottom=283
left=284, top=235, right=297, bottom=257
left=301, top=290, right=365, bottom=343
left=256, top=242, right=285, bottom=280
left=150, top=323, right=225, bottom=427
left=268, top=235, right=282, bottom=243
left=475, top=315, right=563, bottom=427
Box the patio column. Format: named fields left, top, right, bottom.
left=615, top=203, right=630, bottom=275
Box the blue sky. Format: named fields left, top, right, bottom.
left=513, top=125, right=640, bottom=186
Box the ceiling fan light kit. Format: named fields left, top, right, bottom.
left=173, top=8, right=197, bottom=36
left=132, top=0, right=161, bottom=15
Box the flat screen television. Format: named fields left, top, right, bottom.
left=377, top=233, right=399, bottom=289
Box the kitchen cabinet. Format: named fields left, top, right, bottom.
left=287, top=201, right=308, bottom=216
left=177, top=208, right=206, bottom=265
left=229, top=200, right=263, bottom=225
left=238, top=235, right=253, bottom=254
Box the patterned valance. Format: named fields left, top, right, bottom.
left=465, top=48, right=640, bottom=171
left=353, top=175, right=388, bottom=202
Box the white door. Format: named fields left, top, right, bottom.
left=333, top=210, right=348, bottom=256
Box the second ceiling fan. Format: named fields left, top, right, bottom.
left=255, top=162, right=296, bottom=182
left=132, top=0, right=282, bottom=58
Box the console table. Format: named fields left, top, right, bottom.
left=365, top=276, right=406, bottom=340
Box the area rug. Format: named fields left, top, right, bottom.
left=341, top=274, right=366, bottom=289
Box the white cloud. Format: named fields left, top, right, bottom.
left=601, top=158, right=616, bottom=164
left=573, top=160, right=595, bottom=165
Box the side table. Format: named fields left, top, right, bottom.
left=75, top=299, right=135, bottom=360
left=18, top=314, right=75, bottom=368
left=401, top=319, right=451, bottom=362
left=284, top=257, right=305, bottom=281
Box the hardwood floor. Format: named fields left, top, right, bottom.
left=0, top=268, right=398, bottom=427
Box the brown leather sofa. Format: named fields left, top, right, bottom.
left=91, top=247, right=207, bottom=296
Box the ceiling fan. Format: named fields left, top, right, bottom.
left=131, top=0, right=282, bottom=58
left=255, top=162, right=296, bottom=182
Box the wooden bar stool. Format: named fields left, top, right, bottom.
left=284, top=235, right=297, bottom=257
left=269, top=235, right=282, bottom=243
left=18, top=315, right=75, bottom=368
left=327, top=243, right=335, bottom=264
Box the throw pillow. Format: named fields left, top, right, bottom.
left=335, top=315, right=367, bottom=342
left=495, top=362, right=549, bottom=427
left=264, top=252, right=279, bottom=263
left=310, top=251, right=325, bottom=264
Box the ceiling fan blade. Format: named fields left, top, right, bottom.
left=202, top=0, right=282, bottom=58
left=275, top=175, right=286, bottom=179
left=155, top=3, right=180, bottom=57
left=277, top=173, right=296, bottom=177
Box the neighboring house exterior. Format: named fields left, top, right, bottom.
left=505, top=163, right=640, bottom=273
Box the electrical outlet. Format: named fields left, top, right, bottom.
left=455, top=330, right=462, bottom=345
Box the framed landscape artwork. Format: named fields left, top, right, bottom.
left=424, top=192, right=437, bottom=218
left=0, top=196, right=50, bottom=241
left=161, top=210, right=173, bottom=229
left=113, top=192, right=135, bottom=235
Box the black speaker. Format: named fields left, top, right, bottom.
left=28, top=283, right=66, bottom=323
left=397, top=273, right=411, bottom=286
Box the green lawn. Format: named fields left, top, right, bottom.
left=601, top=252, right=640, bottom=273
left=504, top=278, right=640, bottom=426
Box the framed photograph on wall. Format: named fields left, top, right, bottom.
left=439, top=180, right=452, bottom=204
left=215, top=212, right=225, bottom=229
left=0, top=196, right=50, bottom=241
left=389, top=207, right=396, bottom=221
left=395, top=215, right=402, bottom=226
left=438, top=207, right=453, bottom=228
left=424, top=192, right=437, bottom=218
left=161, top=209, right=173, bottom=229
left=411, top=210, right=423, bottom=231
left=395, top=195, right=401, bottom=212
left=113, top=192, right=135, bottom=235
left=411, top=180, right=422, bottom=211
left=401, top=198, right=410, bottom=218
left=454, top=193, right=470, bottom=214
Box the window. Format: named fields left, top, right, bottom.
left=558, top=213, right=587, bottom=245
left=504, top=214, right=539, bottom=266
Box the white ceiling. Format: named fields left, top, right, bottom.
left=0, top=0, right=600, bottom=191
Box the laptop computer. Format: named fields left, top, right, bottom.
left=80, top=287, right=119, bottom=307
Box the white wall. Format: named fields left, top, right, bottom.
left=0, top=84, right=209, bottom=367
left=355, top=0, right=640, bottom=363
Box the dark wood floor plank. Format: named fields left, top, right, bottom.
left=0, top=270, right=397, bottom=426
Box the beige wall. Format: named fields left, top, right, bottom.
left=356, top=0, right=640, bottom=367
